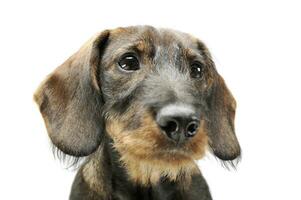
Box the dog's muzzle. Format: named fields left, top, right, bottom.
left=156, top=103, right=200, bottom=144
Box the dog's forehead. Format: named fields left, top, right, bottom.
left=109, top=26, right=199, bottom=51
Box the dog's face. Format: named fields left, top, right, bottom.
left=35, top=26, right=240, bottom=184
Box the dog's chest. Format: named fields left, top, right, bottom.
left=112, top=183, right=181, bottom=200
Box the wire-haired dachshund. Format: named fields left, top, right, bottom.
left=34, top=25, right=241, bottom=200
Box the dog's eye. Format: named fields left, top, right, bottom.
left=118, top=54, right=140, bottom=71
left=190, top=62, right=204, bottom=79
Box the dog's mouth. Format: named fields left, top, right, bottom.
left=152, top=138, right=201, bottom=161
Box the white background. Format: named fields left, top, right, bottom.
left=0, top=0, right=300, bottom=199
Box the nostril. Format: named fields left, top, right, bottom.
left=161, top=119, right=178, bottom=135
left=186, top=121, right=199, bottom=137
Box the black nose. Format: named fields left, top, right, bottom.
left=156, top=105, right=200, bottom=143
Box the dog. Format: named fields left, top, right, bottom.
left=34, top=25, right=241, bottom=200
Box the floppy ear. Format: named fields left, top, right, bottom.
left=34, top=30, right=110, bottom=157
left=206, top=75, right=241, bottom=161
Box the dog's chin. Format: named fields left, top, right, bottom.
left=119, top=148, right=200, bottom=186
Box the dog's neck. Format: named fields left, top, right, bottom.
left=81, top=137, right=149, bottom=197
left=81, top=136, right=196, bottom=199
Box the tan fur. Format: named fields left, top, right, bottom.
left=82, top=147, right=111, bottom=197
left=106, top=111, right=208, bottom=185
left=82, top=158, right=104, bottom=193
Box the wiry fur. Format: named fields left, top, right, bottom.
left=34, top=25, right=241, bottom=200
left=106, top=112, right=208, bottom=185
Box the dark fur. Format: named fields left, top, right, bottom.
left=34, top=26, right=240, bottom=200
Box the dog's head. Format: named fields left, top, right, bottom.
left=35, top=26, right=240, bottom=184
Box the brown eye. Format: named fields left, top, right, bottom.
left=190, top=62, right=204, bottom=79
left=118, top=54, right=140, bottom=71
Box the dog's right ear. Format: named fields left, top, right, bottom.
left=34, top=30, right=110, bottom=157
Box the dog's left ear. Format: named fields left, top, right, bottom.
left=206, top=75, right=241, bottom=161
left=34, top=30, right=110, bottom=157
